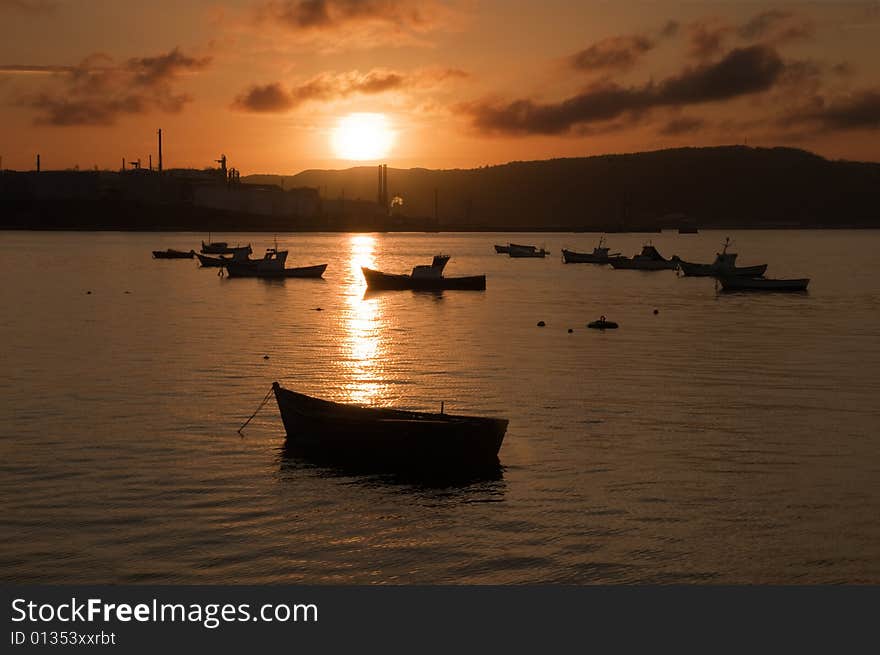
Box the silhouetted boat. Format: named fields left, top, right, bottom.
left=719, top=276, right=810, bottom=292
left=609, top=244, right=677, bottom=270
left=495, top=243, right=536, bottom=254
left=678, top=226, right=699, bottom=234
left=508, top=244, right=549, bottom=258
left=562, top=237, right=620, bottom=264
left=152, top=249, right=194, bottom=259
left=196, top=247, right=253, bottom=268
left=362, top=255, right=486, bottom=290
left=225, top=248, right=326, bottom=279
left=200, top=241, right=252, bottom=255
left=272, top=382, right=508, bottom=468
left=674, top=238, right=767, bottom=277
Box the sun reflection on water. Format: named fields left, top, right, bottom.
left=339, top=234, right=389, bottom=405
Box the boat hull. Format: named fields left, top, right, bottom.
left=272, top=383, right=508, bottom=469
left=196, top=253, right=231, bottom=267
left=362, top=267, right=486, bottom=290
left=677, top=261, right=768, bottom=277
left=494, top=245, right=509, bottom=254
left=719, top=277, right=810, bottom=292
left=562, top=249, right=614, bottom=264
left=225, top=263, right=327, bottom=278
left=152, top=249, right=194, bottom=259
left=609, top=257, right=676, bottom=270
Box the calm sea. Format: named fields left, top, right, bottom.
left=1, top=230, right=879, bottom=583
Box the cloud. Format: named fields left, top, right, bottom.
left=465, top=45, right=786, bottom=135
left=16, top=48, right=210, bottom=126
left=686, top=20, right=733, bottom=59
left=569, top=34, right=656, bottom=73
left=786, top=89, right=880, bottom=132
left=232, top=66, right=467, bottom=112
left=255, top=0, right=458, bottom=48
left=568, top=22, right=680, bottom=73
left=738, top=10, right=814, bottom=44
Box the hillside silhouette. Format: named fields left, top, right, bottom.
left=248, top=146, right=880, bottom=230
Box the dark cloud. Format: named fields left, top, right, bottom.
left=569, top=34, right=655, bottom=73
left=738, top=10, right=814, bottom=43
left=786, top=89, right=880, bottom=131
left=257, top=0, right=452, bottom=42
left=232, top=67, right=465, bottom=113
left=18, top=48, right=209, bottom=126
left=686, top=20, right=733, bottom=59
left=659, top=116, right=706, bottom=136
left=568, top=22, right=679, bottom=73
left=466, top=45, right=785, bottom=135
left=127, top=48, right=211, bottom=87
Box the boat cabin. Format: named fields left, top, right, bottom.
left=411, top=255, right=450, bottom=279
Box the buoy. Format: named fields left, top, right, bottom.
left=568, top=328, right=573, bottom=333
left=653, top=309, right=659, bottom=315
left=124, top=291, right=131, bottom=294
left=263, top=355, right=269, bottom=360
left=587, top=315, right=619, bottom=330
left=86, top=291, right=92, bottom=295
left=315, top=307, right=323, bottom=311
left=537, top=321, right=546, bottom=327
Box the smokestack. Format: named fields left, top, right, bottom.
left=149, top=154, right=152, bottom=171
left=157, top=128, right=163, bottom=173
left=36, top=154, right=40, bottom=172
left=122, top=157, right=125, bottom=172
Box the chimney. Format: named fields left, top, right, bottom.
left=36, top=154, right=41, bottom=172
left=382, top=164, right=388, bottom=208
left=157, top=128, right=163, bottom=173
left=149, top=154, right=152, bottom=171
left=122, top=157, right=125, bottom=172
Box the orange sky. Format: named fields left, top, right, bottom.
left=1, top=0, right=879, bottom=173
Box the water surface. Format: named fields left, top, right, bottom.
left=1, top=230, right=879, bottom=583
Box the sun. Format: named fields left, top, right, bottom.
left=331, top=113, right=394, bottom=161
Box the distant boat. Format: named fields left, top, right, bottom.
left=562, top=237, right=620, bottom=264
left=609, top=244, right=677, bottom=270
left=225, top=248, right=326, bottom=279
left=272, top=382, right=508, bottom=469
left=508, top=244, right=549, bottom=258
left=678, top=226, right=699, bottom=234
left=674, top=238, right=767, bottom=277
left=152, top=249, right=194, bottom=259
left=495, top=243, right=536, bottom=254
left=719, top=276, right=810, bottom=292
left=362, top=255, right=486, bottom=290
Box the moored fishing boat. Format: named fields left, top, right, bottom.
left=494, top=244, right=509, bottom=253
left=674, top=238, right=767, bottom=277
left=719, top=276, right=810, bottom=292
left=152, top=249, right=194, bottom=259
left=609, top=244, right=677, bottom=270
left=562, top=237, right=620, bottom=264
left=224, top=247, right=326, bottom=278
left=200, top=240, right=252, bottom=255
left=272, top=382, right=508, bottom=468
left=196, top=246, right=253, bottom=268
left=362, top=255, right=486, bottom=290
left=508, top=244, right=549, bottom=258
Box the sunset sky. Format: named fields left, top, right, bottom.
left=1, top=0, right=879, bottom=174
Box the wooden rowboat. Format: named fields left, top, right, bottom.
left=152, top=249, right=194, bottom=259
left=362, top=255, right=486, bottom=291
left=272, top=382, right=508, bottom=469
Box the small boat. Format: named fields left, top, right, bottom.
left=196, top=246, right=253, bottom=268
left=272, top=382, right=508, bottom=469
left=508, top=244, right=549, bottom=258
left=609, top=244, right=677, bottom=270
left=587, top=315, right=619, bottom=330
left=678, top=226, right=699, bottom=234
left=719, top=276, right=810, bottom=292
left=562, top=237, right=620, bottom=264
left=225, top=247, right=326, bottom=279
left=494, top=245, right=509, bottom=254
left=152, top=249, right=194, bottom=259
left=495, top=243, right=537, bottom=254
left=674, top=238, right=767, bottom=278
left=362, top=255, right=486, bottom=291
left=200, top=240, right=252, bottom=255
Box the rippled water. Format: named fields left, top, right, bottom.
left=1, top=230, right=879, bottom=583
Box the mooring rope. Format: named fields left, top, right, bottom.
left=238, top=385, right=274, bottom=435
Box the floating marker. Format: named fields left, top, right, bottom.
left=537, top=321, right=546, bottom=327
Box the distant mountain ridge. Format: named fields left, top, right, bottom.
left=245, top=146, right=880, bottom=229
